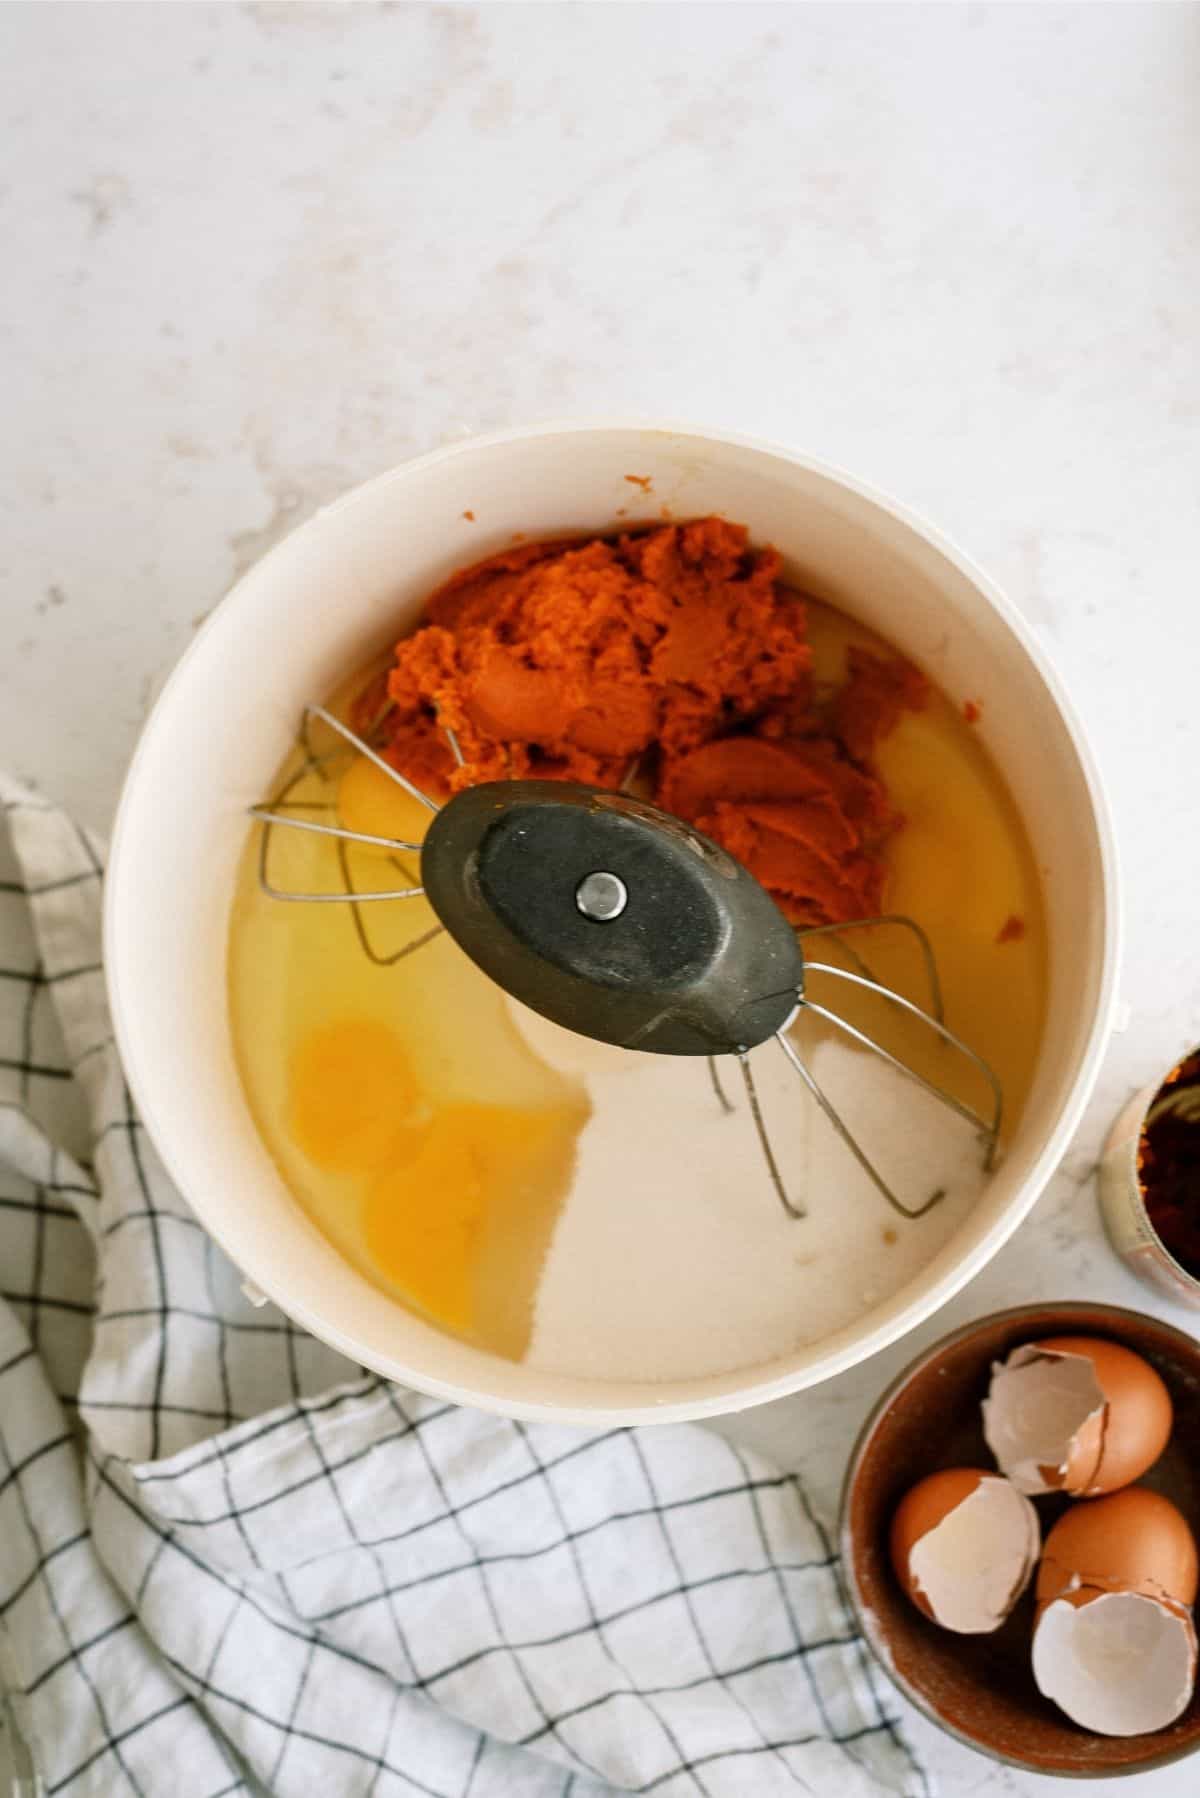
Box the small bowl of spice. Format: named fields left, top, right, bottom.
left=1099, top=1050, right=1200, bottom=1308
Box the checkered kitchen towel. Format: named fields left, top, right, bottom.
left=0, top=773, right=928, bottom=1798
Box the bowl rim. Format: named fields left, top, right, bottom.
left=103, top=419, right=1124, bottom=1423
left=838, top=1298, right=1200, bottom=1777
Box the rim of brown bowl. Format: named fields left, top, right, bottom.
left=839, top=1300, right=1200, bottom=1777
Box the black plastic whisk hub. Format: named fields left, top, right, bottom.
left=420, top=781, right=804, bottom=1056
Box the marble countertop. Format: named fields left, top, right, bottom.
left=3, top=3, right=1200, bottom=1792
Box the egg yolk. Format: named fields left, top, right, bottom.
left=288, top=1013, right=587, bottom=1341
left=365, top=1112, right=487, bottom=1332
left=363, top=1102, right=582, bottom=1335
left=287, top=1020, right=424, bottom=1173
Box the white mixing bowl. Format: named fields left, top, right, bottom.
left=105, top=424, right=1119, bottom=1424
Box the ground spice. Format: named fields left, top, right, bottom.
left=1138, top=1050, right=1200, bottom=1277
left=357, top=518, right=928, bottom=925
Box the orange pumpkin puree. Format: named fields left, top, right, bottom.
left=354, top=518, right=927, bottom=925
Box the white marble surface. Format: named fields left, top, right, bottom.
left=3, top=2, right=1200, bottom=1792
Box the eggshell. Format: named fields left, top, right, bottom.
left=982, top=1335, right=1172, bottom=1498
left=1036, top=1336, right=1173, bottom=1496
left=1032, top=1586, right=1198, bottom=1736
left=890, top=1467, right=1039, bottom=1633
left=1036, top=1488, right=1199, bottom=1611
left=982, top=1343, right=1102, bottom=1494
left=891, top=1468, right=985, bottom=1616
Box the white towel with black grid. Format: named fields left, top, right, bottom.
left=0, top=773, right=929, bottom=1798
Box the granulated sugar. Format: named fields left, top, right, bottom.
left=519, top=1018, right=989, bottom=1382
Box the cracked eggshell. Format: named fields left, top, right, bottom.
left=1035, top=1487, right=1199, bottom=1611
left=1032, top=1493, right=1199, bottom=1736
left=982, top=1335, right=1173, bottom=1497
left=1032, top=1587, right=1198, bottom=1736
left=889, top=1467, right=1040, bottom=1634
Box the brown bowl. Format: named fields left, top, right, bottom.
left=840, top=1301, right=1200, bottom=1776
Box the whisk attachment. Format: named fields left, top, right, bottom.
left=777, top=1032, right=939, bottom=1221
left=797, top=914, right=945, bottom=1024
left=419, top=779, right=803, bottom=1057
left=305, top=704, right=440, bottom=813
left=249, top=809, right=422, bottom=854
left=441, top=719, right=466, bottom=769
left=249, top=706, right=1005, bottom=1225
left=801, top=962, right=1003, bottom=1155
left=255, top=807, right=424, bottom=904
left=707, top=1055, right=734, bottom=1115
left=739, top=1051, right=805, bottom=1219
left=252, top=704, right=433, bottom=905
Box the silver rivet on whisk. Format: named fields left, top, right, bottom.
left=576, top=871, right=628, bottom=922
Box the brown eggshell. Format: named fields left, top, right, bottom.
left=1033, top=1335, right=1173, bottom=1495
left=1036, top=1488, right=1200, bottom=1611
left=1037, top=1580, right=1116, bottom=1620
left=1036, top=1581, right=1194, bottom=1628
left=1031, top=1584, right=1199, bottom=1736
left=843, top=1299, right=1200, bottom=1773
left=889, top=1467, right=988, bottom=1619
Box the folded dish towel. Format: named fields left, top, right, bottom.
left=0, top=774, right=929, bottom=1798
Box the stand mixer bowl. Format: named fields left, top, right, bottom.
left=104, top=423, right=1120, bottom=1423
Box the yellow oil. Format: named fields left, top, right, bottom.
left=797, top=601, right=1046, bottom=1136
left=227, top=605, right=1046, bottom=1362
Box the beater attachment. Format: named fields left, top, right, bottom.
left=251, top=706, right=1003, bottom=1221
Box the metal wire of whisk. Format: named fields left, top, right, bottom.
left=250, top=705, right=1003, bottom=1222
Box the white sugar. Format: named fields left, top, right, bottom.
left=520, top=1016, right=988, bottom=1381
